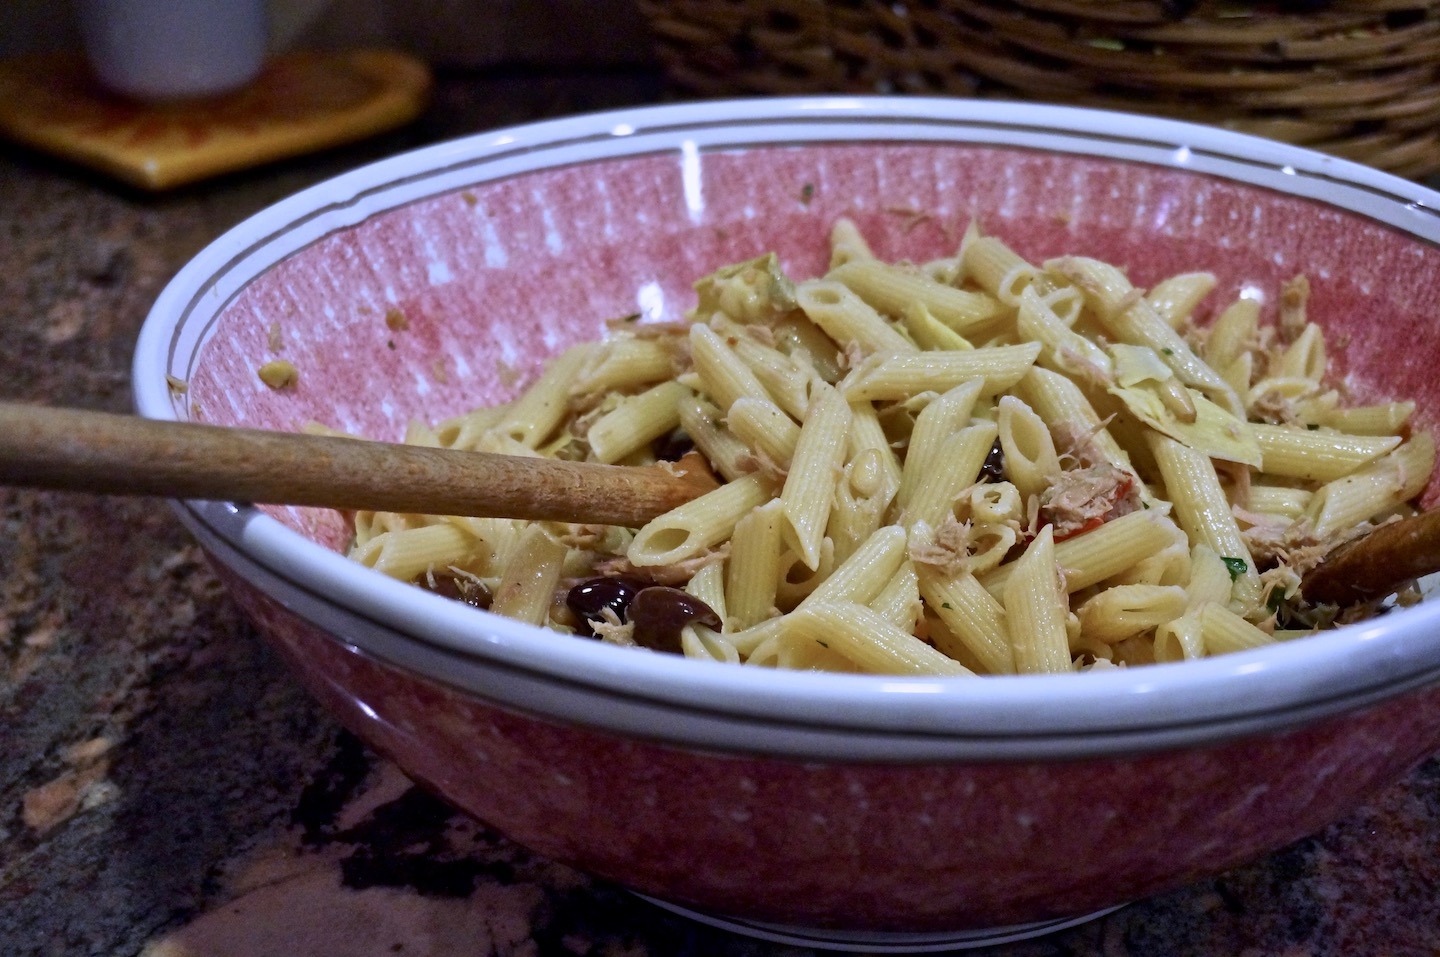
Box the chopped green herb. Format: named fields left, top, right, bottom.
left=941, top=602, right=953, bottom=609
left=800, top=182, right=815, bottom=204
left=1220, top=556, right=1248, bottom=581
left=816, top=639, right=829, bottom=648
left=1161, top=347, right=1174, bottom=356
left=1267, top=588, right=1287, bottom=613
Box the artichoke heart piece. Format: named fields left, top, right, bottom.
left=1107, top=345, right=1261, bottom=468
left=693, top=252, right=798, bottom=322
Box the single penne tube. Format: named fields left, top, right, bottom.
left=1014, top=366, right=1135, bottom=475
left=896, top=379, right=984, bottom=507
left=783, top=602, right=974, bottom=676
left=829, top=216, right=875, bottom=268
left=725, top=499, right=784, bottom=630
left=1153, top=614, right=1205, bottom=663
left=1146, top=272, right=1216, bottom=329
left=869, top=561, right=921, bottom=632
left=677, top=393, right=753, bottom=482
left=354, top=506, right=419, bottom=543
left=964, top=522, right=1018, bottom=575
left=780, top=381, right=853, bottom=569
left=795, top=279, right=917, bottom=355
left=1003, top=527, right=1073, bottom=675
left=691, top=322, right=772, bottom=413
left=829, top=258, right=1001, bottom=333
left=572, top=336, right=675, bottom=395
left=773, top=541, right=836, bottom=611
left=681, top=624, right=740, bottom=664
left=801, top=523, right=909, bottom=610
left=847, top=401, right=904, bottom=498
left=744, top=626, right=859, bottom=671
left=979, top=510, right=1176, bottom=598
left=432, top=404, right=512, bottom=450
left=1271, top=323, right=1326, bottom=382
left=401, top=419, right=444, bottom=448
left=490, top=524, right=569, bottom=626
left=1147, top=433, right=1263, bottom=612
left=492, top=343, right=592, bottom=448
left=901, top=422, right=998, bottom=529
left=1044, top=285, right=1085, bottom=325
left=917, top=566, right=1015, bottom=675
left=774, top=315, right=845, bottom=383
left=1016, top=286, right=1112, bottom=383
left=351, top=523, right=484, bottom=582
left=842, top=343, right=1041, bottom=402
left=685, top=559, right=729, bottom=622
left=968, top=482, right=1024, bottom=526
left=1198, top=603, right=1275, bottom=656
left=727, top=396, right=801, bottom=468
left=1105, top=535, right=1191, bottom=588
left=1076, top=584, right=1188, bottom=644
left=961, top=234, right=1039, bottom=306
left=952, top=218, right=982, bottom=284
left=627, top=472, right=773, bottom=567
left=1203, top=297, right=1260, bottom=372
left=1245, top=485, right=1313, bottom=518
left=997, top=395, right=1060, bottom=500
left=1306, top=432, right=1436, bottom=538
left=471, top=428, right=543, bottom=458
left=830, top=447, right=898, bottom=564
left=899, top=302, right=974, bottom=351
left=1185, top=544, right=1235, bottom=610
left=440, top=515, right=519, bottom=570
left=1308, top=400, right=1415, bottom=437
left=1251, top=423, right=1400, bottom=482
left=586, top=380, right=690, bottom=463
left=1220, top=353, right=1253, bottom=398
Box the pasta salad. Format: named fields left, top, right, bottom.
left=345, top=219, right=1434, bottom=676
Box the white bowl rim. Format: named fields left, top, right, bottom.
left=133, top=95, right=1440, bottom=753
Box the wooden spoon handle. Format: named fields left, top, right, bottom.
left=1300, top=509, right=1440, bottom=606
left=0, top=402, right=714, bottom=527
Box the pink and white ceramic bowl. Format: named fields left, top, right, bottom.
left=132, top=98, right=1440, bottom=946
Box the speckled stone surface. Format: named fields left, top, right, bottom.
left=2, top=70, right=1439, bottom=957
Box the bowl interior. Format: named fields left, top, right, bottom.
left=184, top=138, right=1440, bottom=557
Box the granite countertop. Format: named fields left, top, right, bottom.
left=2, top=70, right=1439, bottom=957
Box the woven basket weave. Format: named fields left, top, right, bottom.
left=637, top=0, right=1440, bottom=177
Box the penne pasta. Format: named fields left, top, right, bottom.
left=350, top=218, right=1433, bottom=677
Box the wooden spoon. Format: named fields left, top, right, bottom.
left=0, top=402, right=716, bottom=527
left=1300, top=509, right=1440, bottom=606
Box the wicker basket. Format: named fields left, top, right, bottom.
left=637, top=0, right=1440, bottom=177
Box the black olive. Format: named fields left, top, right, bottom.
left=423, top=573, right=492, bottom=609
left=978, top=438, right=1005, bottom=483
left=566, top=576, right=647, bottom=634
left=628, top=586, right=721, bottom=655
left=652, top=428, right=695, bottom=462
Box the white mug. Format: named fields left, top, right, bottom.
left=77, top=0, right=269, bottom=101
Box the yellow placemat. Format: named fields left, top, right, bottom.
left=0, top=50, right=432, bottom=190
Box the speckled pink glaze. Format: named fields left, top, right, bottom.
left=220, top=566, right=1440, bottom=929
left=151, top=109, right=1440, bottom=934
